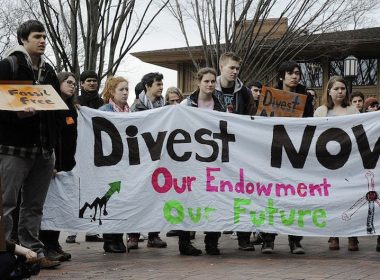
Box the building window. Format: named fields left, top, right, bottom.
left=329, top=59, right=378, bottom=86
left=299, top=62, right=323, bottom=88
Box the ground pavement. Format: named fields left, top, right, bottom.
left=37, top=233, right=380, bottom=280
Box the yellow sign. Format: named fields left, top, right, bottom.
left=0, top=84, right=68, bottom=111
left=255, top=86, right=307, bottom=117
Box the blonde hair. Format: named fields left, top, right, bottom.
left=101, top=76, right=128, bottom=103
left=165, top=87, right=183, bottom=103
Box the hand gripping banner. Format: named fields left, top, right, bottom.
left=41, top=106, right=380, bottom=237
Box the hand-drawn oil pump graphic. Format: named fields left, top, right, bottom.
left=79, top=181, right=121, bottom=225
left=342, top=171, right=380, bottom=234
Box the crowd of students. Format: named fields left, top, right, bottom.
left=1, top=19, right=380, bottom=279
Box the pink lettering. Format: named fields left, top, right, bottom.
left=151, top=167, right=172, bottom=193
left=206, top=167, right=220, bottom=192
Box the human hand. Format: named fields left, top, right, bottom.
left=17, top=107, right=37, bottom=118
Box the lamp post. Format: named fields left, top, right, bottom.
left=344, top=55, right=358, bottom=97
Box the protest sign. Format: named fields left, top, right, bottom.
left=255, top=86, right=307, bottom=117
left=42, top=106, right=380, bottom=237
left=0, top=84, right=68, bottom=111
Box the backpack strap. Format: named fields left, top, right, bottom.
left=5, top=56, right=18, bottom=80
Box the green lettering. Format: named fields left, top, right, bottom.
left=188, top=207, right=201, bottom=223
left=280, top=209, right=295, bottom=226
left=204, top=207, right=216, bottom=220
left=249, top=210, right=265, bottom=225
left=163, top=200, right=184, bottom=224
left=234, top=198, right=251, bottom=224
left=312, top=209, right=327, bottom=228
left=297, top=209, right=312, bottom=228
left=266, top=198, right=278, bottom=225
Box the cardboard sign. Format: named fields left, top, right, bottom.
left=0, top=84, right=68, bottom=111
left=255, top=86, right=307, bottom=117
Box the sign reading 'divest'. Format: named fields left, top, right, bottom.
left=0, top=84, right=68, bottom=111
left=255, top=86, right=307, bottom=117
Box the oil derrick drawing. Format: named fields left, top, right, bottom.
left=79, top=181, right=121, bottom=225
left=342, top=171, right=380, bottom=233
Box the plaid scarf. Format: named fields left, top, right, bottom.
left=139, top=92, right=165, bottom=109
left=109, top=98, right=130, bottom=113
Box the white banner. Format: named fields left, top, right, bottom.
left=42, top=106, right=380, bottom=237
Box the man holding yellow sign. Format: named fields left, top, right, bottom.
left=0, top=20, right=64, bottom=269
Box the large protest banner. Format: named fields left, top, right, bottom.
left=42, top=106, right=380, bottom=237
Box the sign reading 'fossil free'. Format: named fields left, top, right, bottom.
left=0, top=84, right=68, bottom=111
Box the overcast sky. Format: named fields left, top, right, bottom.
left=118, top=2, right=380, bottom=105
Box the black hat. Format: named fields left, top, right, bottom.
left=80, top=70, right=98, bottom=82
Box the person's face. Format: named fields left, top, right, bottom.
left=146, top=79, right=163, bottom=98
left=167, top=92, right=180, bottom=105
left=112, top=81, right=129, bottom=106
left=220, top=58, right=240, bottom=82
left=198, top=73, right=216, bottom=95
left=351, top=96, right=363, bottom=111
left=21, top=31, right=47, bottom=56
left=250, top=86, right=261, bottom=100
left=81, top=77, right=99, bottom=92
left=283, top=67, right=301, bottom=89
left=60, top=76, right=77, bottom=99
left=367, top=102, right=379, bottom=112
left=329, top=81, right=346, bottom=104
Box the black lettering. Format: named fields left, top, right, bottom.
left=195, top=128, right=218, bottom=162
left=213, top=120, right=235, bottom=162
left=352, top=124, right=380, bottom=169
left=19, top=96, right=28, bottom=104
left=166, top=129, right=192, bottom=161
left=92, top=117, right=123, bottom=167
left=141, top=131, right=167, bottom=161
left=125, top=125, right=140, bottom=165
left=271, top=125, right=316, bottom=168
left=316, top=128, right=351, bottom=170
left=262, top=89, right=272, bottom=106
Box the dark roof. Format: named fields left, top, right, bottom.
left=132, top=27, right=380, bottom=69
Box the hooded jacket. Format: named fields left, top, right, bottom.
left=215, top=76, right=252, bottom=115
left=182, top=89, right=226, bottom=112
left=0, top=46, right=61, bottom=150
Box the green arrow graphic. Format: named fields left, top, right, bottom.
left=104, top=181, right=121, bottom=200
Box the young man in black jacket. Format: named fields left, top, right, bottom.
left=0, top=20, right=61, bottom=269
left=260, top=61, right=313, bottom=255
left=77, top=70, right=104, bottom=109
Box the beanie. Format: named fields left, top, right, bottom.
left=80, top=70, right=98, bottom=82
left=364, top=97, right=379, bottom=111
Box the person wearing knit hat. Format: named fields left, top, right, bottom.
left=77, top=70, right=104, bottom=109
left=364, top=97, right=379, bottom=112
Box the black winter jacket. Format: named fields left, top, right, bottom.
left=55, top=98, right=77, bottom=171
left=77, top=90, right=103, bottom=109
left=0, top=50, right=61, bottom=150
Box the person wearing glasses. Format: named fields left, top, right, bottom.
left=66, top=70, right=104, bottom=244
left=39, top=72, right=78, bottom=262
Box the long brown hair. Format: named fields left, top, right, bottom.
left=324, top=76, right=350, bottom=109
